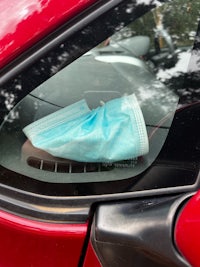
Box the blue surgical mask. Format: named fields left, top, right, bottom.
left=23, top=94, right=149, bottom=162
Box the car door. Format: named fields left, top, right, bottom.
left=0, top=0, right=200, bottom=266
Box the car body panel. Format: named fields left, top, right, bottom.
left=175, top=190, right=200, bottom=267
left=0, top=0, right=98, bottom=68
left=0, top=209, right=87, bottom=267
left=83, top=242, right=102, bottom=267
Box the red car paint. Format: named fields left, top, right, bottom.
left=175, top=190, right=200, bottom=267
left=0, top=1, right=99, bottom=266
left=83, top=242, right=102, bottom=267
left=0, top=210, right=87, bottom=267
left=0, top=0, right=98, bottom=69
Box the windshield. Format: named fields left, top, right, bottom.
left=0, top=0, right=199, bottom=191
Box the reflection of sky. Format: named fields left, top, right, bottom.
left=135, top=0, right=161, bottom=6
left=0, top=0, right=44, bottom=38
left=188, top=49, right=200, bottom=73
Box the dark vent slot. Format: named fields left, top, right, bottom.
left=27, top=157, right=115, bottom=173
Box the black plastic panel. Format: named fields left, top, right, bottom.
left=91, top=194, right=192, bottom=267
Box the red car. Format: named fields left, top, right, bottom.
left=0, top=0, right=200, bottom=266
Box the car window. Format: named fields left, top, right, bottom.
left=0, top=0, right=199, bottom=194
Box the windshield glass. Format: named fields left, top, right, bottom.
left=0, top=0, right=199, bottom=187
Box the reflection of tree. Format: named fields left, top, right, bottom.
left=123, top=0, right=200, bottom=105
left=1, top=0, right=200, bottom=125
left=160, top=26, right=200, bottom=105
left=0, top=78, right=22, bottom=122
left=125, top=0, right=200, bottom=47
left=0, top=43, right=72, bottom=124
left=165, top=71, right=200, bottom=105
